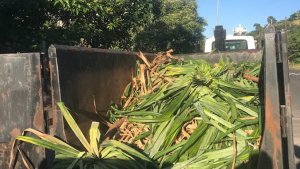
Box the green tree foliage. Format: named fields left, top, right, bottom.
left=54, top=0, right=159, bottom=49
left=288, top=26, right=300, bottom=63
left=0, top=0, right=58, bottom=53
left=288, top=10, right=300, bottom=21
left=267, top=16, right=277, bottom=24
left=276, top=11, right=300, bottom=64
left=134, top=0, right=207, bottom=54
left=0, top=0, right=205, bottom=54
left=247, top=12, right=300, bottom=55
left=0, top=0, right=160, bottom=53
left=246, top=23, right=263, bottom=48
left=247, top=23, right=263, bottom=37
left=254, top=23, right=262, bottom=30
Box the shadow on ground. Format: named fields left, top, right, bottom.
left=295, top=145, right=300, bottom=169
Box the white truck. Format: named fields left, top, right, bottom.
left=204, top=25, right=256, bottom=53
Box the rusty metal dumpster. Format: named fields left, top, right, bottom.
left=0, top=24, right=295, bottom=169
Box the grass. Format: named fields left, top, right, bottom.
left=289, top=63, right=300, bottom=69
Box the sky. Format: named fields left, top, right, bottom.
left=197, top=0, right=300, bottom=38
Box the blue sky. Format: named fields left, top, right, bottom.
left=197, top=0, right=300, bottom=38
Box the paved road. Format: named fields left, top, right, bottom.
left=289, top=69, right=300, bottom=168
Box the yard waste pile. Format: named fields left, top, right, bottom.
left=10, top=50, right=262, bottom=169
left=109, top=50, right=262, bottom=168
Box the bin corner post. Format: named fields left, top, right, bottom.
left=279, top=30, right=296, bottom=169
left=47, top=45, right=66, bottom=142
left=258, top=24, right=284, bottom=169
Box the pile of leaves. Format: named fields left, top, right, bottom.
left=10, top=51, right=262, bottom=169
left=109, top=50, right=262, bottom=168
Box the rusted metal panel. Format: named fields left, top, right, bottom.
left=48, top=45, right=155, bottom=148
left=279, top=30, right=295, bottom=169
left=0, top=143, right=10, bottom=167
left=174, top=49, right=263, bottom=63
left=0, top=53, right=45, bottom=168
left=258, top=24, right=283, bottom=169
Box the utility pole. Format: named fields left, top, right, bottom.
left=268, top=18, right=273, bottom=24
left=216, top=0, right=219, bottom=26
left=285, top=16, right=287, bottom=31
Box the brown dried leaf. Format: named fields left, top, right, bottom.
left=244, top=130, right=254, bottom=135
left=103, top=117, right=127, bottom=141
left=137, top=51, right=151, bottom=69
left=240, top=117, right=256, bottom=120
left=243, top=69, right=259, bottom=82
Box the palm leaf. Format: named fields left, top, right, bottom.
left=57, top=102, right=93, bottom=153
left=89, top=122, right=100, bottom=157
left=100, top=140, right=152, bottom=162
left=67, top=152, right=85, bottom=169
left=16, top=136, right=79, bottom=156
